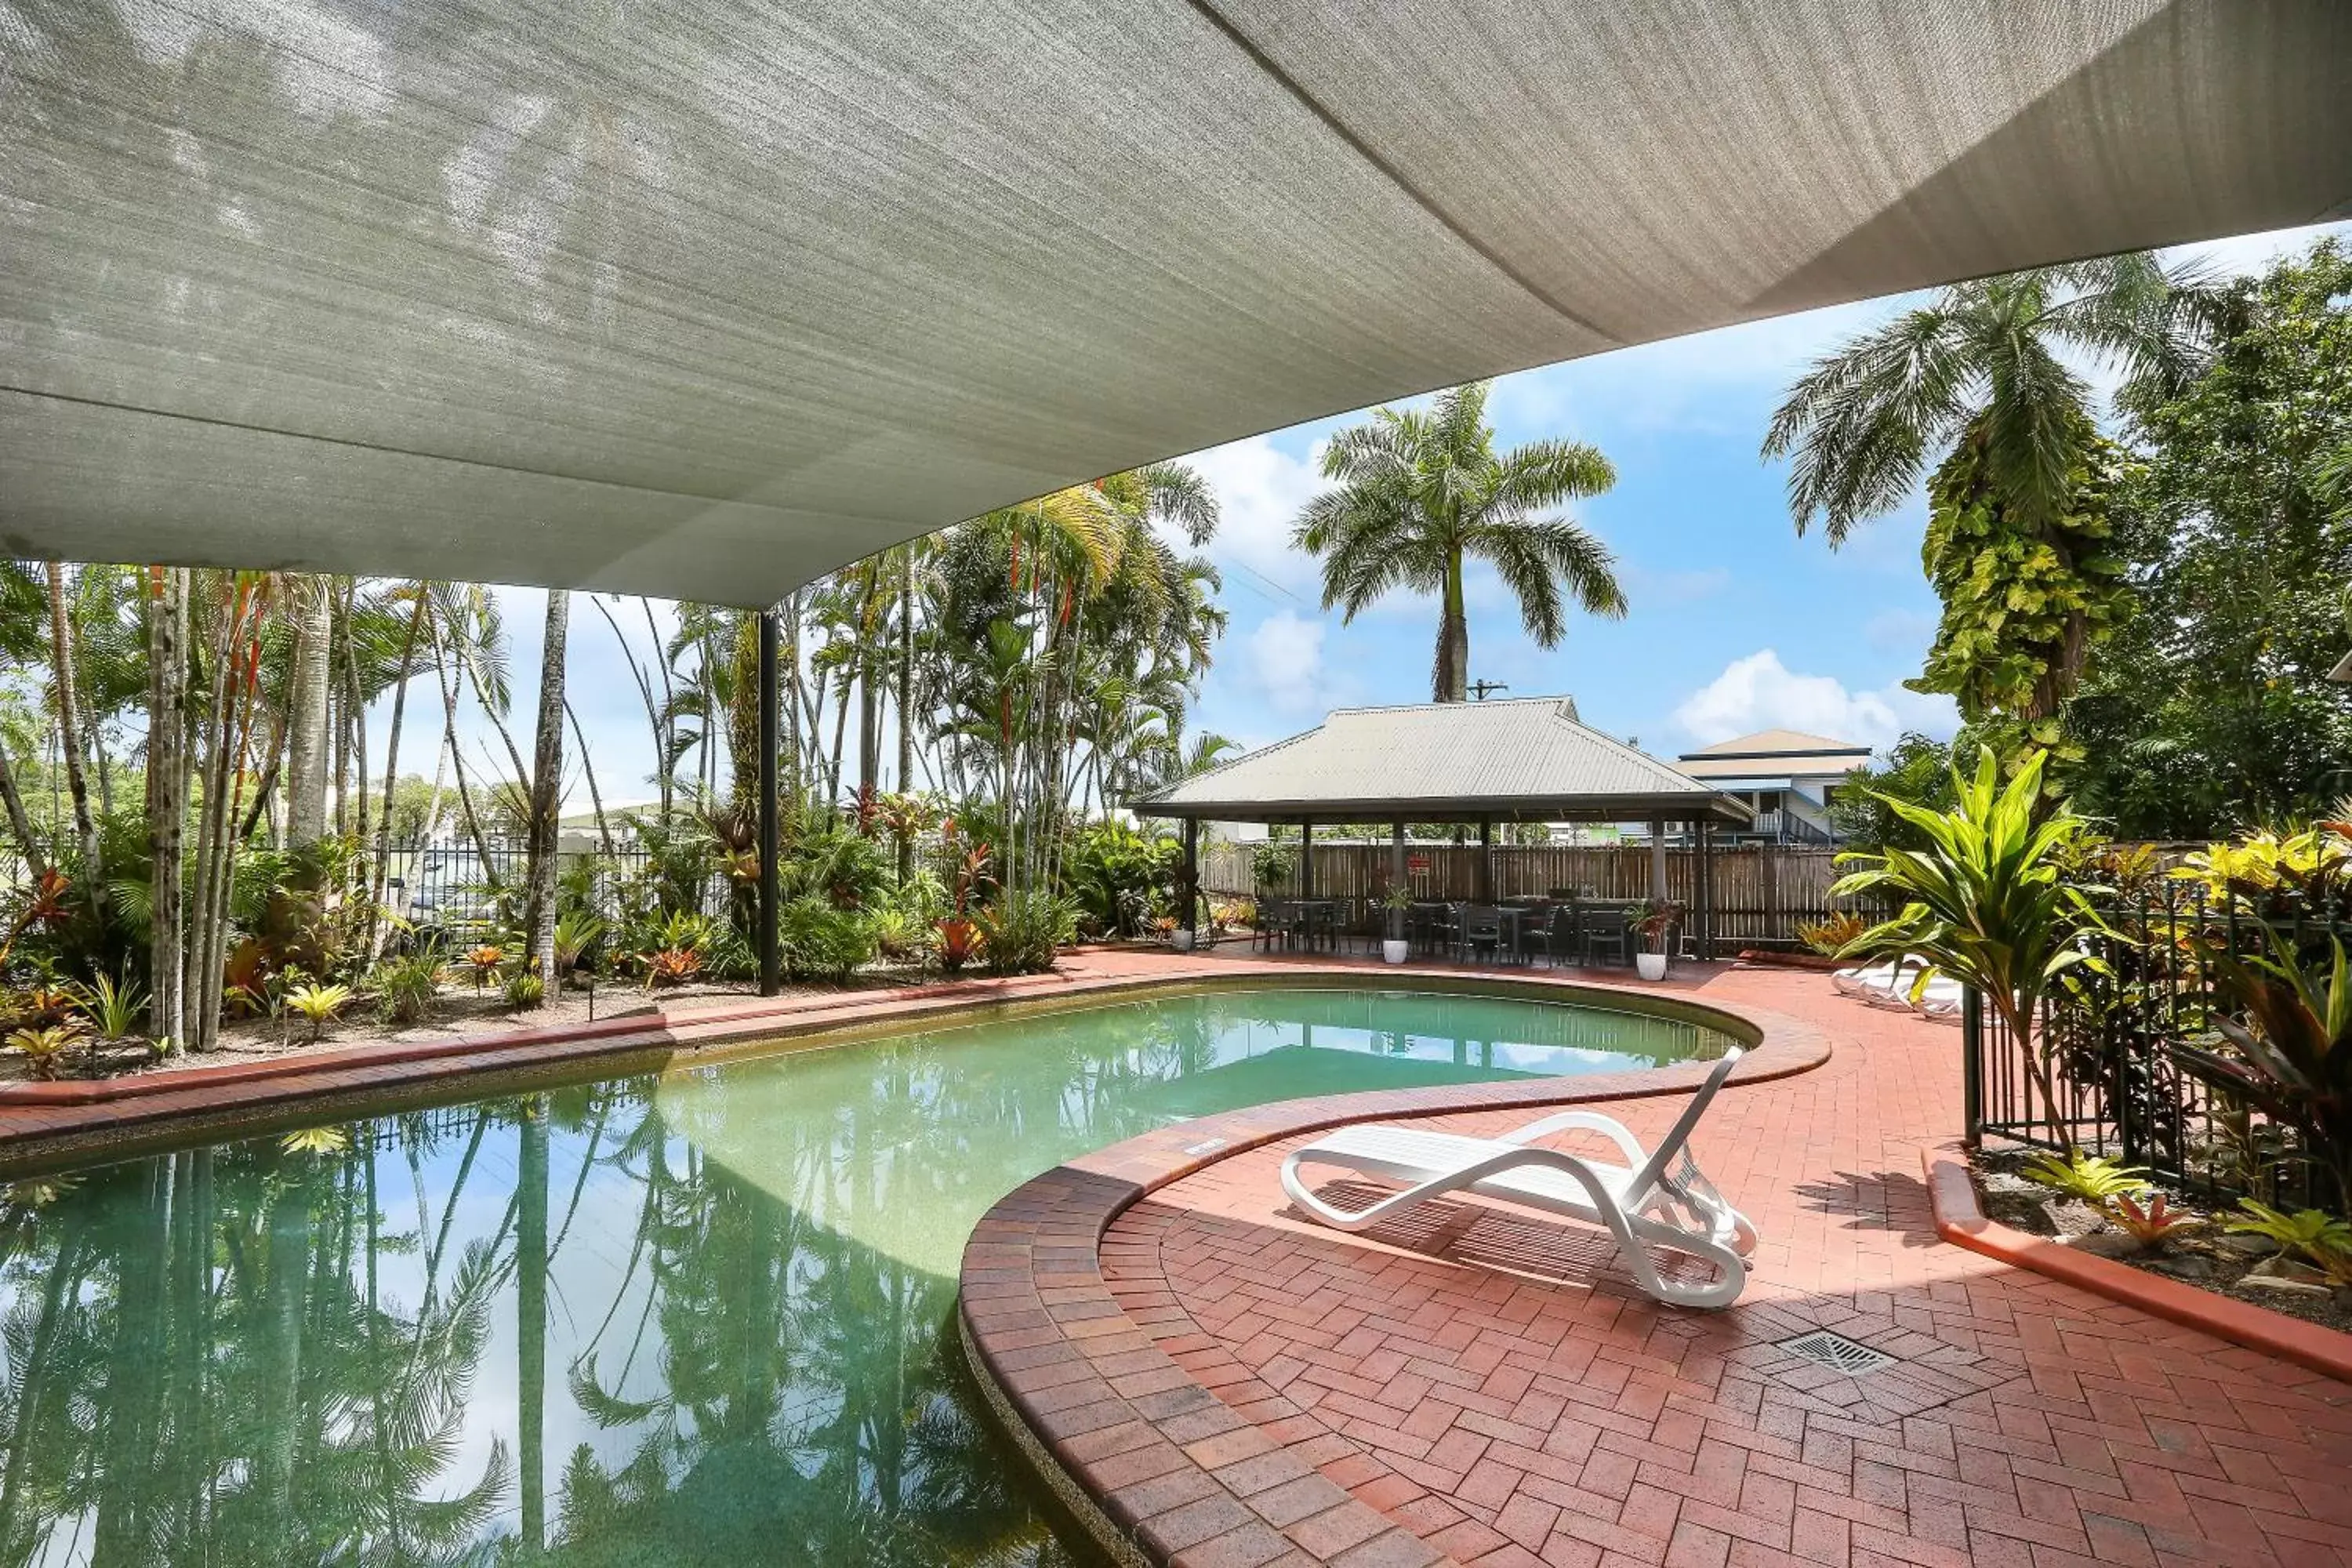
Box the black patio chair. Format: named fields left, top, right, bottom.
left=1520, top=904, right=1581, bottom=968
left=1457, top=904, right=1505, bottom=964
left=1582, top=908, right=1632, bottom=967
left=1252, top=899, right=1290, bottom=953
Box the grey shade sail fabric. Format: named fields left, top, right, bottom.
left=1132, top=696, right=1752, bottom=824
left=3, top=0, right=2347, bottom=604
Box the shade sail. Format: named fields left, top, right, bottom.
left=1132, top=696, right=1752, bottom=824
left=4, top=0, right=2347, bottom=604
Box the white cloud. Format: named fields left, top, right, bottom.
left=1242, top=611, right=1333, bottom=717
left=1671, top=648, right=1956, bottom=751
left=1179, top=434, right=1329, bottom=604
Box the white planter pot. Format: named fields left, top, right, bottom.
left=1382, top=940, right=1410, bottom=965
left=1171, top=929, right=1196, bottom=953
left=1635, top=952, right=1668, bottom=981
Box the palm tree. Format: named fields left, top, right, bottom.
left=1762, top=252, right=2216, bottom=724
left=1293, top=380, right=1622, bottom=702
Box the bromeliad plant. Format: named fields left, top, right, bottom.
left=2228, top=1199, right=2352, bottom=1284
left=2174, top=928, right=2352, bottom=1216
left=1831, top=746, right=2110, bottom=1151
left=2020, top=1149, right=2151, bottom=1205
left=285, top=981, right=355, bottom=1043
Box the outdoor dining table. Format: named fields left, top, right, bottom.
left=1290, top=898, right=1340, bottom=952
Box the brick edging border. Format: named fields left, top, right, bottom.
left=1922, top=1147, right=2352, bottom=1385
left=958, top=985, right=1835, bottom=1568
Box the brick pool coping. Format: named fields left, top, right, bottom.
left=955, top=971, right=1831, bottom=1568
left=1923, top=1147, right=2352, bottom=1386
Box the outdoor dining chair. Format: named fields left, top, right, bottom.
left=1520, top=904, right=1581, bottom=968
left=1583, top=908, right=1632, bottom=967
left=1457, top=904, right=1506, bottom=964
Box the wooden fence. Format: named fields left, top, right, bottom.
left=1199, top=840, right=1869, bottom=952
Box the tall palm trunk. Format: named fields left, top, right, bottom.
left=1434, top=550, right=1468, bottom=702
left=45, top=562, right=100, bottom=875
left=284, top=574, right=333, bottom=847
left=0, top=745, right=42, bottom=877
left=897, top=558, right=915, bottom=877
left=147, top=568, right=189, bottom=1045
left=367, top=588, right=430, bottom=956
left=521, top=590, right=569, bottom=990
left=565, top=699, right=615, bottom=855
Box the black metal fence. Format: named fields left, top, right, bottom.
left=1967, top=881, right=2350, bottom=1210
left=383, top=837, right=725, bottom=944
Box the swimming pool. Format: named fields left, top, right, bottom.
left=0, top=985, right=1734, bottom=1566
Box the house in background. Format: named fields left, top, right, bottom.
left=1674, top=730, right=1871, bottom=846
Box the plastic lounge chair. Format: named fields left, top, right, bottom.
left=1279, top=1049, right=1759, bottom=1308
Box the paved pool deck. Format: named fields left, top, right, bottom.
left=960, top=951, right=2352, bottom=1568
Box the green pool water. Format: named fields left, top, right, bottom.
left=0, top=986, right=1730, bottom=1566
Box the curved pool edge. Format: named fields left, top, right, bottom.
left=0, top=953, right=1757, bottom=1177
left=954, top=982, right=1832, bottom=1568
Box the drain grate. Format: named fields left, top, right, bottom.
left=1777, top=1330, right=1896, bottom=1377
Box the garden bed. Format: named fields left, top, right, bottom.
left=0, top=970, right=935, bottom=1086
left=1969, top=1145, right=2352, bottom=1336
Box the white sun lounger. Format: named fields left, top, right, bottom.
left=1835, top=956, right=1963, bottom=1022
left=1279, top=1049, right=1759, bottom=1308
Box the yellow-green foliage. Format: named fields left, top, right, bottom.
left=1911, top=427, right=2131, bottom=744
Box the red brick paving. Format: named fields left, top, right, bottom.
left=967, top=958, right=2352, bottom=1568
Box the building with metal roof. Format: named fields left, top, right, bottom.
left=1133, top=697, right=1749, bottom=942
left=1677, top=731, right=1873, bottom=845
left=1137, top=697, right=1749, bottom=827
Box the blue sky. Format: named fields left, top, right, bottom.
left=476, top=220, right=2348, bottom=812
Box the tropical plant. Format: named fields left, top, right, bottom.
left=372, top=947, right=445, bottom=1025
left=70, top=971, right=147, bottom=1040
left=1294, top=380, right=1622, bottom=701
left=1795, top=911, right=1868, bottom=957
left=779, top=896, right=877, bottom=984
left=1250, top=843, right=1294, bottom=893
left=465, top=944, right=505, bottom=992
left=5, top=1021, right=85, bottom=1080
left=1764, top=252, right=2215, bottom=738
left=2176, top=930, right=2352, bottom=1214
left=552, top=909, right=604, bottom=983
left=867, top=907, right=932, bottom=964
left=642, top=945, right=702, bottom=990
left=1831, top=746, right=2109, bottom=1149
left=974, top=890, right=1075, bottom=977
left=504, top=970, right=547, bottom=1011
left=2107, top=1191, right=2200, bottom=1247
left=285, top=980, right=356, bottom=1042
left=2227, top=1199, right=2352, bottom=1284
left=1624, top=898, right=1683, bottom=953
left=2174, top=828, right=2351, bottom=911
left=933, top=916, right=980, bottom=973
left=1063, top=818, right=1178, bottom=938
left=2020, top=1149, right=2151, bottom=1205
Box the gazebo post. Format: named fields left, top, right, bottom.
left=1390, top=821, right=1406, bottom=946
left=1649, top=816, right=1668, bottom=902
left=1301, top=819, right=1314, bottom=900
left=1698, top=817, right=1715, bottom=959
left=1478, top=819, right=1493, bottom=902
left=1181, top=818, right=1198, bottom=940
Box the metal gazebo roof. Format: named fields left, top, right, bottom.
left=1132, top=697, right=1752, bottom=825
left=4, top=1, right=2348, bottom=604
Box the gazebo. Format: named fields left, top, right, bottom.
left=1131, top=697, right=1751, bottom=953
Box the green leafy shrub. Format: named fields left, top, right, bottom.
left=781, top=896, right=877, bottom=984
left=371, top=948, right=445, bottom=1026
left=71, top=971, right=147, bottom=1040
left=869, top=907, right=934, bottom=964
left=2228, top=1200, right=2352, bottom=1283
left=503, top=970, right=547, bottom=1011
left=552, top=910, right=604, bottom=984
left=1064, top=820, right=1180, bottom=938
left=976, top=891, right=1076, bottom=977
left=2177, top=929, right=2352, bottom=1214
